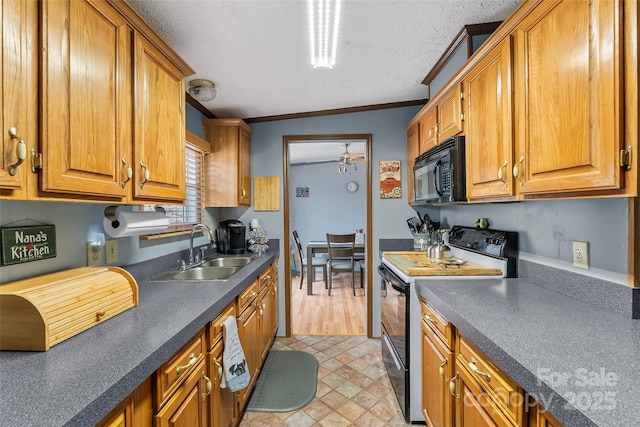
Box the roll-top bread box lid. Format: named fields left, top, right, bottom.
left=0, top=267, right=138, bottom=351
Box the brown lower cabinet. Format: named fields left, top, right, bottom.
left=421, top=297, right=564, bottom=427
left=98, top=259, right=279, bottom=427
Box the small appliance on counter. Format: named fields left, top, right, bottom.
left=216, top=220, right=246, bottom=254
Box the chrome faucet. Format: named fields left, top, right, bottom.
left=189, top=223, right=215, bottom=266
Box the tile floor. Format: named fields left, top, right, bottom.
left=239, top=335, right=412, bottom=427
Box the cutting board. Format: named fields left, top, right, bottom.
left=382, top=251, right=502, bottom=276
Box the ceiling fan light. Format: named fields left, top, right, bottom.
left=188, top=79, right=217, bottom=102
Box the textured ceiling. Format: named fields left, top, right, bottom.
left=127, top=0, right=521, bottom=120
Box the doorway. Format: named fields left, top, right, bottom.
left=282, top=134, right=373, bottom=337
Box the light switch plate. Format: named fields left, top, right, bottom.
left=87, top=243, right=102, bottom=266
left=105, top=240, right=118, bottom=264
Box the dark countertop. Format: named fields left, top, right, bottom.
left=0, top=243, right=279, bottom=427
left=415, top=276, right=640, bottom=427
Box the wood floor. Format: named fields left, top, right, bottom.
left=290, top=271, right=366, bottom=336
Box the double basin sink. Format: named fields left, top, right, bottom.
left=151, top=256, right=255, bottom=282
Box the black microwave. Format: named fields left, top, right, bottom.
left=413, top=136, right=466, bottom=204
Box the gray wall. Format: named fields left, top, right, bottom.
left=289, top=161, right=366, bottom=247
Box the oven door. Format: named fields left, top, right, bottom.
left=379, top=264, right=410, bottom=421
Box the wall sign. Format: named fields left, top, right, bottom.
left=1, top=225, right=57, bottom=266
left=379, top=160, right=402, bottom=198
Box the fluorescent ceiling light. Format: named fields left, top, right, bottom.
left=307, top=0, right=342, bottom=68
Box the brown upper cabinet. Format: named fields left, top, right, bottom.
left=417, top=83, right=465, bottom=154
left=203, top=118, right=252, bottom=207
left=1, top=0, right=194, bottom=204
left=464, top=38, right=514, bottom=201
left=408, top=0, right=637, bottom=202
left=512, top=0, right=626, bottom=196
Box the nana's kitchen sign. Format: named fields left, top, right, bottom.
left=1, top=225, right=57, bottom=266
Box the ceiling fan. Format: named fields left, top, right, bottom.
left=339, top=143, right=365, bottom=163
left=337, top=143, right=364, bottom=174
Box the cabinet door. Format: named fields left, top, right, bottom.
left=237, top=302, right=259, bottom=410
left=0, top=0, right=32, bottom=192
left=406, top=123, right=419, bottom=205
left=419, top=106, right=438, bottom=153
left=133, top=33, right=185, bottom=202
left=513, top=0, right=623, bottom=194
left=259, top=275, right=277, bottom=363
left=422, top=324, right=453, bottom=427
left=155, top=361, right=210, bottom=427
left=238, top=126, right=251, bottom=205
left=453, top=367, right=513, bottom=427
left=40, top=0, right=131, bottom=198
left=465, top=38, right=514, bottom=200
left=438, top=83, right=464, bottom=142
left=209, top=342, right=237, bottom=427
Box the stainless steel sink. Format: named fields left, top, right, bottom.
left=200, top=257, right=254, bottom=268
left=151, top=266, right=240, bottom=282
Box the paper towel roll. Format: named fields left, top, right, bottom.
left=103, top=211, right=170, bottom=238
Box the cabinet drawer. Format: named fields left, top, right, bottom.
left=421, top=298, right=453, bottom=348
left=237, top=279, right=259, bottom=312
left=208, top=302, right=235, bottom=350
left=156, top=331, right=206, bottom=408
left=259, top=265, right=273, bottom=290
left=457, top=334, right=523, bottom=424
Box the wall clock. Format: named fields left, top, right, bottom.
left=346, top=181, right=358, bottom=193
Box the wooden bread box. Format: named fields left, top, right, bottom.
left=0, top=267, right=138, bottom=351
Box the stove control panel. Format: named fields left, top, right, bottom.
left=448, top=226, right=518, bottom=260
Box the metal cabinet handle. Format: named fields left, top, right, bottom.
left=202, top=372, right=212, bottom=400
left=469, top=358, right=491, bottom=381
left=121, top=157, right=133, bottom=188
left=439, top=359, right=447, bottom=380
left=497, top=160, right=508, bottom=188
left=176, top=352, right=197, bottom=374
left=449, top=372, right=459, bottom=399
left=513, top=156, right=524, bottom=186
left=213, top=357, right=223, bottom=381
left=424, top=314, right=438, bottom=325
left=8, top=127, right=26, bottom=176
left=139, top=161, right=150, bottom=189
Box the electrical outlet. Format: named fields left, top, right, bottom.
left=572, top=241, right=589, bottom=269
left=87, top=243, right=102, bottom=266
left=105, top=240, right=118, bottom=264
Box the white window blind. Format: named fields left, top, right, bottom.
left=160, top=142, right=204, bottom=230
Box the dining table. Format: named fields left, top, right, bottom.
left=306, top=240, right=365, bottom=294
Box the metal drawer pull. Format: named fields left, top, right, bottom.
left=439, top=360, right=447, bottom=380
left=8, top=127, right=26, bottom=176
left=139, top=161, right=150, bottom=189
left=121, top=157, right=133, bottom=188
left=176, top=353, right=197, bottom=374
left=469, top=358, right=491, bottom=381
left=449, top=372, right=459, bottom=399
left=202, top=372, right=212, bottom=399
left=424, top=314, right=438, bottom=325
left=213, top=357, right=223, bottom=381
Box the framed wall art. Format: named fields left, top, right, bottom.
left=379, top=160, right=402, bottom=199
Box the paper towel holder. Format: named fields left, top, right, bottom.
left=104, top=206, right=166, bottom=227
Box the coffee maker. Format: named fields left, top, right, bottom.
left=216, top=220, right=246, bottom=254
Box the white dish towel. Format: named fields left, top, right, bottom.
left=221, top=315, right=251, bottom=392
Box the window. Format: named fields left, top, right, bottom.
left=160, top=141, right=205, bottom=231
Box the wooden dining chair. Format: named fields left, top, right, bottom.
left=292, top=230, right=327, bottom=289
left=326, top=233, right=357, bottom=296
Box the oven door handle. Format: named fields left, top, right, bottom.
left=382, top=333, right=403, bottom=371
